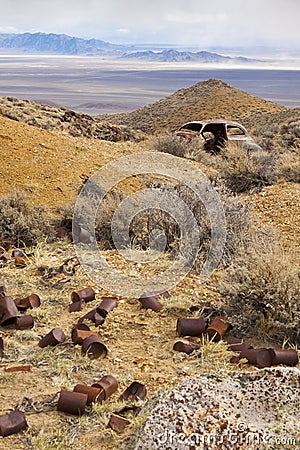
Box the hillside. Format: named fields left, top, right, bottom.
left=0, top=86, right=299, bottom=450
left=99, top=78, right=286, bottom=133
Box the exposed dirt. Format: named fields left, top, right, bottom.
left=0, top=87, right=299, bottom=449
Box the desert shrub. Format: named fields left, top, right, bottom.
left=276, top=149, right=300, bottom=183
left=58, top=179, right=124, bottom=249
left=217, top=241, right=300, bottom=343
left=217, top=144, right=277, bottom=193
left=151, top=132, right=203, bottom=158
left=0, top=190, right=51, bottom=246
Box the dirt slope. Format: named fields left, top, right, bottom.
left=99, top=78, right=286, bottom=133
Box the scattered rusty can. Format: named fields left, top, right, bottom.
left=107, top=414, right=130, bottom=433
left=176, top=318, right=206, bottom=337
left=269, top=348, right=299, bottom=367
left=92, top=375, right=118, bottom=400
left=240, top=348, right=272, bottom=369
left=71, top=287, right=95, bottom=303
left=0, top=285, right=6, bottom=297
left=15, top=315, right=34, bottom=330
left=69, top=299, right=85, bottom=312
left=57, top=389, right=87, bottom=415
left=173, top=340, right=201, bottom=354
left=82, top=335, right=107, bottom=359
left=73, top=384, right=103, bottom=405
left=0, top=296, right=20, bottom=326
left=139, top=293, right=163, bottom=312
left=97, top=297, right=118, bottom=317
left=15, top=294, right=41, bottom=310
left=119, top=381, right=147, bottom=401
left=206, top=316, right=230, bottom=341
left=38, top=328, right=66, bottom=348
left=72, top=329, right=100, bottom=345
left=226, top=336, right=253, bottom=353
left=71, top=323, right=90, bottom=343
left=78, top=308, right=105, bottom=326
left=0, top=410, right=28, bottom=437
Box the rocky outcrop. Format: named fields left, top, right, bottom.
left=125, top=368, right=300, bottom=450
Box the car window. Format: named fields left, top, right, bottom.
left=227, top=125, right=246, bottom=136
left=181, top=123, right=202, bottom=132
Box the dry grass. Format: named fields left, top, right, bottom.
left=216, top=240, right=300, bottom=343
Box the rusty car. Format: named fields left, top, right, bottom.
left=176, top=119, right=262, bottom=152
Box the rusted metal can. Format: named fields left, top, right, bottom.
left=139, top=293, right=163, bottom=312
left=269, top=348, right=299, bottom=366
left=173, top=340, right=201, bottom=354
left=0, top=410, right=28, bottom=437
left=0, top=285, right=6, bottom=297
left=92, top=375, right=118, bottom=400
left=38, top=328, right=66, bottom=348
left=78, top=308, right=105, bottom=326
left=15, top=294, right=41, bottom=311
left=107, top=414, right=130, bottom=433
left=72, top=329, right=100, bottom=345
left=15, top=315, right=34, bottom=330
left=97, top=297, right=118, bottom=317
left=57, top=389, right=87, bottom=415
left=69, top=299, right=85, bottom=312
left=73, top=384, right=103, bottom=405
left=119, top=381, right=147, bottom=401
left=176, top=318, right=206, bottom=337
left=0, top=296, right=20, bottom=326
left=226, top=336, right=253, bottom=353
left=206, top=316, right=230, bottom=341
left=240, top=348, right=272, bottom=368
left=82, top=335, right=107, bottom=359
left=71, top=287, right=95, bottom=303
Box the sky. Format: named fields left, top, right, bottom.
left=0, top=0, right=299, bottom=53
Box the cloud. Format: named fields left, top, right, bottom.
left=0, top=0, right=299, bottom=50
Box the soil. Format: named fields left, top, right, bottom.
left=0, top=100, right=299, bottom=449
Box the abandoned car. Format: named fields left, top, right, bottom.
left=176, top=119, right=262, bottom=152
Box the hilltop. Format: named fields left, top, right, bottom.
left=99, top=78, right=286, bottom=133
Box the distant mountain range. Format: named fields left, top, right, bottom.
left=121, top=49, right=258, bottom=63
left=0, top=32, right=261, bottom=63
left=0, top=32, right=127, bottom=55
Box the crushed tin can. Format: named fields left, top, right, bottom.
left=119, top=381, right=147, bottom=401
left=176, top=317, right=206, bottom=337
left=0, top=410, right=28, bottom=437
left=72, top=328, right=100, bottom=345
left=69, top=299, right=85, bottom=312
left=107, top=414, right=130, bottom=433
left=82, top=335, right=107, bottom=359
left=206, top=316, right=230, bottom=341
left=71, top=287, right=95, bottom=303
left=269, top=348, right=299, bottom=366
left=92, top=375, right=118, bottom=400
left=173, top=340, right=201, bottom=354
left=226, top=336, right=253, bottom=353
left=38, top=328, right=66, bottom=348
left=57, top=389, right=87, bottom=415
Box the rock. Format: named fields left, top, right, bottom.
left=125, top=367, right=300, bottom=449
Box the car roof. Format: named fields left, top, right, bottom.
left=181, top=119, right=245, bottom=127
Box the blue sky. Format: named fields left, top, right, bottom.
left=0, top=0, right=299, bottom=52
